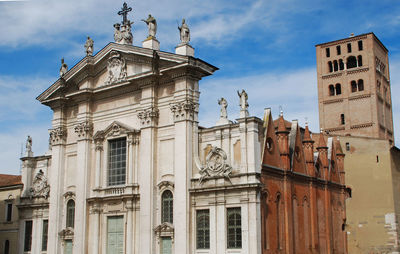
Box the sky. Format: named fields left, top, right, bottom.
left=0, top=0, right=399, bottom=175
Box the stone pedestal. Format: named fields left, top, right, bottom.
left=175, top=43, right=194, bottom=56
left=216, top=117, right=232, bottom=126
left=240, top=109, right=249, bottom=118
left=142, top=37, right=160, bottom=50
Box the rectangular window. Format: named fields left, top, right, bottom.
left=6, top=203, right=12, bottom=222
left=346, top=142, right=350, bottom=151
left=161, top=237, right=172, bottom=254
left=341, top=114, right=345, bottom=125
left=108, top=138, right=127, bottom=186
left=336, top=45, right=341, bottom=55
left=358, top=40, right=363, bottom=51
left=64, top=240, right=73, bottom=254
left=196, top=210, right=210, bottom=249
left=227, top=207, right=242, bottom=249
left=24, top=220, right=33, bottom=251
left=42, top=220, right=49, bottom=251
left=325, top=48, right=330, bottom=57
left=347, top=43, right=352, bottom=53
left=107, top=216, right=124, bottom=254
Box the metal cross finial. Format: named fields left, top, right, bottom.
left=118, top=2, right=132, bottom=25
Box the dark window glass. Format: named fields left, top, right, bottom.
left=6, top=203, right=12, bottom=222
left=161, top=190, right=173, bottom=223
left=333, top=60, right=338, bottom=72
left=4, top=240, right=9, bottom=254
left=358, top=79, right=364, bottom=91
left=357, top=55, right=363, bottom=67
left=358, top=40, right=363, bottom=51
left=351, top=81, right=357, bottom=93
left=339, top=59, right=344, bottom=70
left=66, top=200, right=75, bottom=228
left=336, top=45, right=341, bottom=55
left=346, top=142, right=350, bottom=151
left=341, top=114, right=345, bottom=125
left=326, top=48, right=330, bottom=57
left=42, top=220, right=48, bottom=251
left=329, top=85, right=335, bottom=96
left=196, top=210, right=210, bottom=249
left=24, top=220, right=33, bottom=251
left=347, top=43, right=352, bottom=53
left=108, top=138, right=127, bottom=186
left=335, top=83, right=342, bottom=95
left=328, top=61, right=333, bottom=72
left=227, top=207, right=242, bottom=249
left=346, top=56, right=357, bottom=69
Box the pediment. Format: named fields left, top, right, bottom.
left=93, top=121, right=139, bottom=140
left=154, top=222, right=174, bottom=233
left=37, top=42, right=218, bottom=105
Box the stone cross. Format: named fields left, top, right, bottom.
left=118, top=2, right=132, bottom=25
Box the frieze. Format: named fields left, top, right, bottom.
left=347, top=67, right=369, bottom=75
left=50, top=127, right=67, bottom=145
left=322, top=73, right=342, bottom=79
left=169, top=100, right=196, bottom=121
left=349, top=94, right=371, bottom=101
left=323, top=98, right=343, bottom=104
left=350, top=123, right=373, bottom=129
left=199, top=146, right=232, bottom=184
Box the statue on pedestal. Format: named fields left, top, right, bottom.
left=218, top=97, right=228, bottom=119
left=25, top=135, right=32, bottom=157
left=84, top=36, right=94, bottom=56
left=60, top=58, right=68, bottom=77
left=142, top=14, right=157, bottom=39
left=237, top=89, right=249, bottom=118
left=178, top=18, right=190, bottom=44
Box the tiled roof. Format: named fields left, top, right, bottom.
left=0, top=174, right=22, bottom=188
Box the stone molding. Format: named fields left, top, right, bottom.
left=137, top=107, right=159, bottom=127
left=199, top=146, right=232, bottom=184
left=154, top=222, right=174, bottom=244
left=350, top=122, right=373, bottom=129
left=59, top=227, right=74, bottom=240
left=169, top=100, right=196, bottom=121
left=49, top=126, right=67, bottom=145
left=63, top=191, right=75, bottom=200
left=74, top=120, right=93, bottom=139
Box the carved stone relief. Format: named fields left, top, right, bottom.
left=199, top=146, right=232, bottom=184
left=170, top=100, right=196, bottom=121
left=74, top=121, right=93, bottom=139
left=105, top=51, right=127, bottom=85
left=29, top=170, right=50, bottom=199
left=49, top=127, right=67, bottom=145
left=137, top=107, right=159, bottom=126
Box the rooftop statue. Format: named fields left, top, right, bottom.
left=84, top=36, right=94, bottom=56
left=25, top=135, right=32, bottom=157
left=114, top=2, right=133, bottom=45
left=237, top=89, right=249, bottom=118
left=178, top=18, right=190, bottom=44
left=142, top=14, right=157, bottom=39
left=218, top=97, right=228, bottom=119
left=59, top=58, right=68, bottom=77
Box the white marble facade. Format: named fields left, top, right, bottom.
left=17, top=13, right=264, bottom=254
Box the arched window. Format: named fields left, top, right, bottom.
left=328, top=61, right=333, bottom=72
left=66, top=200, right=75, bottom=228
left=346, top=56, right=357, bottom=69
left=329, top=85, right=335, bottom=96
left=4, top=240, right=9, bottom=254
left=339, top=59, right=344, bottom=70
left=333, top=60, right=338, bottom=72
left=162, top=190, right=173, bottom=223
left=335, top=83, right=341, bottom=95
left=351, top=81, right=357, bottom=93
left=357, top=55, right=363, bottom=67
left=358, top=79, right=364, bottom=91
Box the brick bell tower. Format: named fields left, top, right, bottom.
left=315, top=33, right=394, bottom=144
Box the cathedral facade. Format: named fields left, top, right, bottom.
left=14, top=4, right=349, bottom=254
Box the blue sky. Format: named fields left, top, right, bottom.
left=1, top=0, right=399, bottom=174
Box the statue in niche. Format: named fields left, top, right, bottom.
left=59, top=58, right=68, bottom=77
left=218, top=97, right=228, bottom=119
left=178, top=18, right=190, bottom=44
left=84, top=36, right=94, bottom=56
left=142, top=14, right=157, bottom=39
left=25, top=135, right=32, bottom=156
left=30, top=170, right=50, bottom=199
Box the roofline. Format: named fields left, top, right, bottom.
left=0, top=183, right=23, bottom=190
left=315, top=32, right=388, bottom=52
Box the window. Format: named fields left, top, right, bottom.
left=24, top=220, right=33, bottom=252
left=341, top=114, right=345, bottom=125
left=358, top=79, right=364, bottom=91
left=107, top=216, right=124, bottom=254
left=377, top=80, right=381, bottom=93
left=162, top=190, right=173, bottom=223
left=339, top=59, right=344, bottom=70
left=227, top=207, right=242, bottom=249
left=335, top=83, right=341, bottom=95
left=196, top=210, right=210, bottom=249
left=65, top=240, right=73, bottom=254
left=346, top=142, right=350, bottom=151
left=347, top=56, right=357, bottom=69
left=351, top=80, right=357, bottom=93
left=6, top=203, right=12, bottom=222
left=333, top=60, right=338, bottom=72
left=347, top=43, right=352, bottom=53
left=42, top=220, right=48, bottom=251
left=329, top=85, right=335, bottom=96
left=336, top=45, right=341, bottom=55
left=326, top=48, right=330, bottom=57
left=4, top=240, right=9, bottom=254
left=328, top=61, right=333, bottom=72
left=358, top=40, right=363, bottom=51
left=108, top=138, right=127, bottom=186
left=357, top=55, right=363, bottom=67
left=66, top=199, right=75, bottom=228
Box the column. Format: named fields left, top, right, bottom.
left=94, top=138, right=103, bottom=189
left=89, top=205, right=101, bottom=254
left=126, top=200, right=134, bottom=253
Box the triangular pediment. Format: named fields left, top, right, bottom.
left=93, top=121, right=139, bottom=140
left=37, top=42, right=218, bottom=105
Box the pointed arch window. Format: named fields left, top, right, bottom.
left=162, top=190, right=173, bottom=223
left=66, top=200, right=75, bottom=228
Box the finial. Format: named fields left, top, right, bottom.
left=350, top=33, right=355, bottom=37
left=114, top=2, right=133, bottom=45
left=279, top=105, right=283, bottom=116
